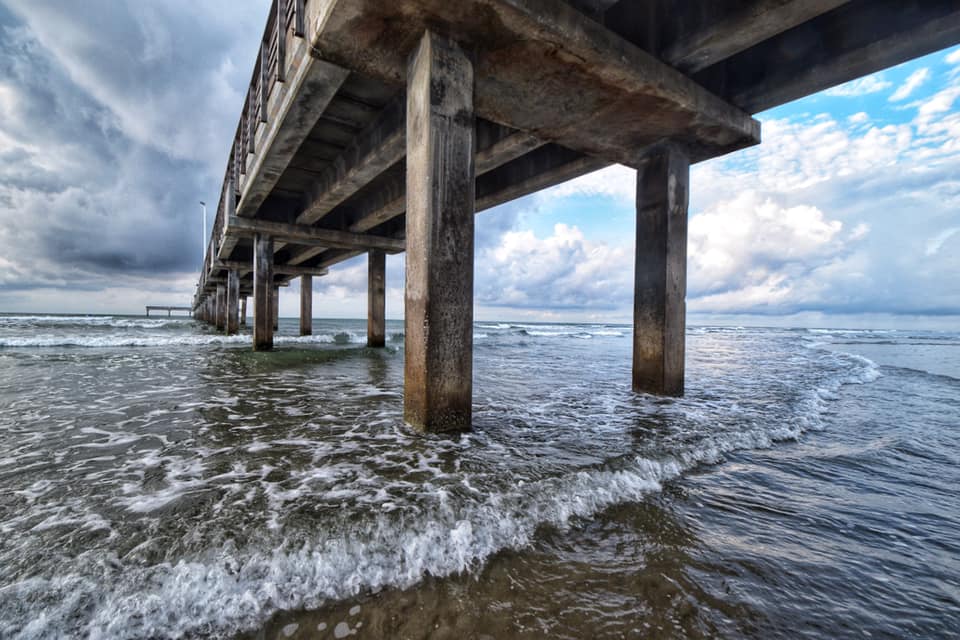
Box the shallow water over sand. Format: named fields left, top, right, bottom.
left=1, top=316, right=957, bottom=638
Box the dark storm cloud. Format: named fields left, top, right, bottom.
left=0, top=1, right=265, bottom=294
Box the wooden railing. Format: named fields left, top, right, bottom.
left=197, top=0, right=309, bottom=307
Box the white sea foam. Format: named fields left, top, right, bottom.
left=0, top=369, right=883, bottom=640
left=0, top=324, right=890, bottom=640
left=0, top=315, right=191, bottom=329
left=0, top=332, right=373, bottom=349
left=0, top=450, right=733, bottom=638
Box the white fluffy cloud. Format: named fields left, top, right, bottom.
left=3, top=0, right=260, bottom=171
left=687, top=192, right=850, bottom=297
left=890, top=68, right=931, bottom=102
left=824, top=73, right=893, bottom=97
left=476, top=224, right=631, bottom=310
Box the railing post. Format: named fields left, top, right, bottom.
left=247, top=93, right=256, bottom=154
left=259, top=42, right=269, bottom=124
left=276, top=0, right=286, bottom=83
left=294, top=0, right=305, bottom=37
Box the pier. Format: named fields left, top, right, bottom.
left=146, top=306, right=193, bottom=317
left=193, top=0, right=960, bottom=432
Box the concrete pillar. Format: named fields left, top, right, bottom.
left=404, top=31, right=475, bottom=433
left=633, top=145, right=689, bottom=396
left=273, top=286, right=280, bottom=331
left=300, top=275, right=312, bottom=336
left=215, top=285, right=226, bottom=331
left=240, top=297, right=247, bottom=326
left=226, top=270, right=240, bottom=335
left=368, top=249, right=385, bottom=348
left=253, top=233, right=274, bottom=351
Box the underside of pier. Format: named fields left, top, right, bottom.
left=194, top=0, right=960, bottom=431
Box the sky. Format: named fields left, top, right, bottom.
left=1, top=1, right=958, bottom=329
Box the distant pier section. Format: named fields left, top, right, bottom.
left=192, top=0, right=960, bottom=433
left=145, top=306, right=193, bottom=317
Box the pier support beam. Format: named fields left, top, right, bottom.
left=300, top=275, right=313, bottom=336
left=226, top=270, right=240, bottom=335
left=273, top=286, right=280, bottom=331
left=215, top=285, right=226, bottom=332
left=633, top=145, right=689, bottom=396
left=253, top=233, right=274, bottom=351
left=403, top=31, right=475, bottom=433
left=240, top=296, right=247, bottom=326
left=368, top=249, right=385, bottom=348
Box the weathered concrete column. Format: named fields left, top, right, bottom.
left=272, top=286, right=280, bottom=331
left=404, top=31, right=475, bottom=433
left=253, top=233, right=274, bottom=351
left=300, top=275, right=312, bottom=336
left=633, top=145, right=689, bottom=396
left=215, top=285, right=226, bottom=331
left=240, top=296, right=247, bottom=326
left=368, top=249, right=385, bottom=348
left=226, top=270, right=240, bottom=335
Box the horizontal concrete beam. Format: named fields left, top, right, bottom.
left=238, top=46, right=349, bottom=218
left=294, top=144, right=609, bottom=271
left=312, top=0, right=760, bottom=165
left=657, top=0, right=850, bottom=73
left=216, top=260, right=330, bottom=277
left=476, top=144, right=607, bottom=212
left=347, top=129, right=544, bottom=234
left=286, top=126, right=546, bottom=267
left=222, top=215, right=405, bottom=253
left=695, top=0, right=960, bottom=114
left=296, top=97, right=406, bottom=225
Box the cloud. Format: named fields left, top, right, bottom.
left=890, top=68, right=931, bottom=101
left=915, top=83, right=960, bottom=127
left=0, top=2, right=268, bottom=312
left=824, top=73, right=893, bottom=97
left=476, top=223, right=631, bottom=310
left=2, top=0, right=261, bottom=170
left=925, top=227, right=960, bottom=256
left=1, top=3, right=958, bottom=323
left=687, top=192, right=850, bottom=299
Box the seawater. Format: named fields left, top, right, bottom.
left=0, top=315, right=957, bottom=639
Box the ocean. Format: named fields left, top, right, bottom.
left=0, top=314, right=957, bottom=639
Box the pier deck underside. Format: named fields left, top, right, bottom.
left=194, top=0, right=960, bottom=429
